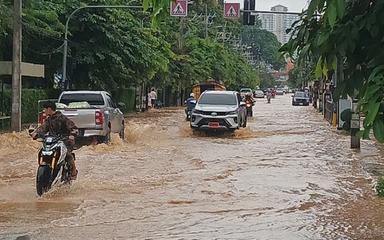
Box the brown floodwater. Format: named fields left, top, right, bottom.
left=1, top=95, right=384, bottom=240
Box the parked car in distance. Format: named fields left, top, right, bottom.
left=276, top=88, right=285, bottom=95
left=240, top=88, right=253, bottom=98
left=292, top=91, right=310, bottom=106
left=254, top=90, right=265, bottom=98
left=190, top=91, right=247, bottom=131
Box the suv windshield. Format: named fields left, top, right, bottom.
left=294, top=92, right=306, bottom=97
left=59, top=93, right=105, bottom=106
left=199, top=93, right=237, bottom=105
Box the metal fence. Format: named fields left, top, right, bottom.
left=324, top=99, right=334, bottom=124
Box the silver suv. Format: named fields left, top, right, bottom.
left=190, top=91, right=247, bottom=131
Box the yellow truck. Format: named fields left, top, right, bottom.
left=192, top=81, right=226, bottom=100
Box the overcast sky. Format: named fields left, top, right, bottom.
left=226, top=0, right=309, bottom=13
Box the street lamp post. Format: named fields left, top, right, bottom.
left=62, top=3, right=144, bottom=89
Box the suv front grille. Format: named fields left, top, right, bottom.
left=199, top=118, right=230, bottom=127
left=201, top=111, right=229, bottom=116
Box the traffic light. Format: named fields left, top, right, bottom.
left=243, top=0, right=255, bottom=25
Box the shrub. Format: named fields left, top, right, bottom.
left=376, top=176, right=384, bottom=197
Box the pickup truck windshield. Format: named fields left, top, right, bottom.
left=199, top=93, right=237, bottom=105
left=59, top=94, right=105, bottom=106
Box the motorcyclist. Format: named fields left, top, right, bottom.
left=30, top=101, right=78, bottom=180
left=244, top=92, right=254, bottom=104
left=185, top=93, right=196, bottom=117
left=266, top=90, right=272, bottom=103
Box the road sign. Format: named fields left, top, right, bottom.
left=0, top=61, right=45, bottom=77
left=224, top=3, right=240, bottom=19
left=170, top=0, right=188, bottom=17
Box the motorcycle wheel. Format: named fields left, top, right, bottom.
left=36, top=165, right=51, bottom=196
left=61, top=162, right=72, bottom=184
left=243, top=117, right=247, bottom=128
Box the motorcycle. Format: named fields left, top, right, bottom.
left=245, top=100, right=254, bottom=117
left=34, top=135, right=74, bottom=196
left=185, top=99, right=196, bottom=121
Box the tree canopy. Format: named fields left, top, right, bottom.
left=280, top=0, right=384, bottom=142
left=0, top=0, right=261, bottom=93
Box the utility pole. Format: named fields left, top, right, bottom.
left=11, top=0, right=22, bottom=132
left=350, top=99, right=361, bottom=149
left=205, top=4, right=208, bottom=38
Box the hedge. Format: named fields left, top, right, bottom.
left=1, top=89, right=60, bottom=124
left=112, top=87, right=136, bottom=113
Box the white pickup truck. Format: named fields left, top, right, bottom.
left=39, top=91, right=125, bottom=143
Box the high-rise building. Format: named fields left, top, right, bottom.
left=259, top=5, right=300, bottom=44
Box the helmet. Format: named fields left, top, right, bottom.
left=190, top=93, right=195, bottom=97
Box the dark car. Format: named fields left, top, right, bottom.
left=292, top=91, right=310, bottom=106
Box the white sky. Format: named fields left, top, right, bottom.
left=226, top=0, right=309, bottom=13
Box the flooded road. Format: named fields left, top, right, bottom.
left=1, top=95, right=384, bottom=239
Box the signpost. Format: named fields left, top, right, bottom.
left=170, top=0, right=188, bottom=17
left=224, top=3, right=240, bottom=19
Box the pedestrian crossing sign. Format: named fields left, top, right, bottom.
left=170, top=0, right=188, bottom=17
left=224, top=3, right=240, bottom=19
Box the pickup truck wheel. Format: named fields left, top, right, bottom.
left=99, top=124, right=111, bottom=144
left=119, top=123, right=125, bottom=140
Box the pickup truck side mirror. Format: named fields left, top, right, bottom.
left=117, top=102, right=125, bottom=108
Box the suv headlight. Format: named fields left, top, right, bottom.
left=227, top=111, right=237, bottom=115
left=192, top=109, right=203, bottom=115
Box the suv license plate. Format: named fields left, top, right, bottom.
left=208, top=122, right=220, bottom=128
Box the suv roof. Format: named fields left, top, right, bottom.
left=203, top=90, right=237, bottom=95
left=240, top=88, right=252, bottom=91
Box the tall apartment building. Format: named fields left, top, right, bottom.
left=259, top=5, right=300, bottom=44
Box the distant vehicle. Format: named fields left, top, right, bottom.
left=190, top=91, right=247, bottom=131
left=276, top=88, right=284, bottom=95
left=192, top=81, right=226, bottom=101
left=240, top=88, right=253, bottom=98
left=292, top=91, right=310, bottom=106
left=254, top=90, right=265, bottom=98
left=39, top=91, right=125, bottom=143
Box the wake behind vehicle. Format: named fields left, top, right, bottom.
left=34, top=135, right=74, bottom=196
left=292, top=91, right=310, bottom=106
left=190, top=91, right=247, bottom=131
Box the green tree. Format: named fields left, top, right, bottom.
left=241, top=26, right=285, bottom=71
left=280, top=0, right=384, bottom=142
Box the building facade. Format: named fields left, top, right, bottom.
left=259, top=5, right=300, bottom=44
